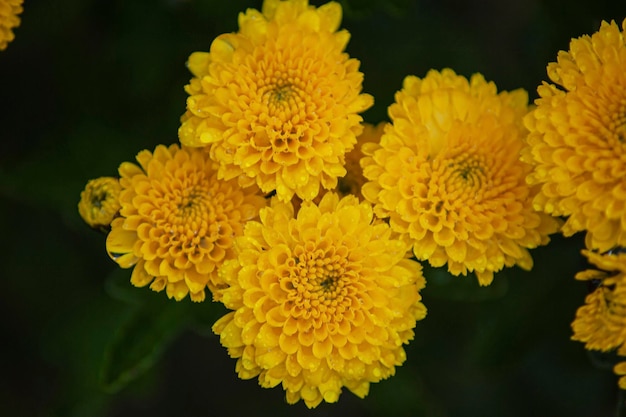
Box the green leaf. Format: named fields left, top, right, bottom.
left=99, top=298, right=190, bottom=393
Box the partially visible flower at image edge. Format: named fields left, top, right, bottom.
left=178, top=0, right=373, bottom=202
left=523, top=18, right=626, bottom=252
left=361, top=68, right=560, bottom=285
left=0, top=0, right=23, bottom=51
left=106, top=144, right=267, bottom=302
left=213, top=192, right=426, bottom=408
left=78, top=177, right=122, bottom=230
left=571, top=248, right=626, bottom=389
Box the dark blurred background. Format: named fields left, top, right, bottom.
left=1, top=0, right=625, bottom=416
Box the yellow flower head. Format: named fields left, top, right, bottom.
left=571, top=249, right=626, bottom=353
left=523, top=19, right=626, bottom=252
left=78, top=177, right=122, bottom=229
left=213, top=193, right=426, bottom=408
left=106, top=144, right=267, bottom=302
left=0, top=0, right=23, bottom=51
left=179, top=0, right=373, bottom=202
left=361, top=69, right=560, bottom=285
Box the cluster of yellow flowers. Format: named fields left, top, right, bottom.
left=77, top=0, right=626, bottom=407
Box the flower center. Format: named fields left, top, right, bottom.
left=260, top=69, right=306, bottom=119
left=319, top=275, right=337, bottom=292
left=452, top=158, right=485, bottom=187
left=288, top=243, right=352, bottom=320
left=434, top=152, right=488, bottom=204
left=176, top=191, right=205, bottom=220
left=150, top=177, right=228, bottom=257
left=91, top=191, right=108, bottom=209
left=172, top=188, right=209, bottom=227
left=256, top=73, right=308, bottom=154
left=268, top=83, right=295, bottom=105
left=240, top=39, right=331, bottom=158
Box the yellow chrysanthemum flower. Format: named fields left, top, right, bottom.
left=523, top=19, right=626, bottom=252
left=571, top=249, right=626, bottom=352
left=106, top=144, right=267, bottom=302
left=0, top=0, right=23, bottom=51
left=78, top=177, right=122, bottom=229
left=178, top=0, right=373, bottom=202
left=213, top=193, right=426, bottom=408
left=361, top=69, right=560, bottom=285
